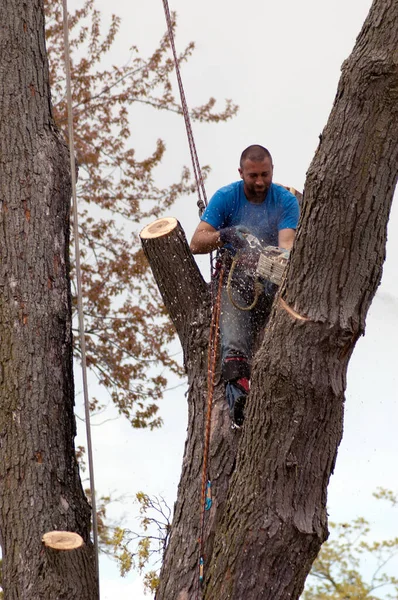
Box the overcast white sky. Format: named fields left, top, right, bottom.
left=67, top=0, right=398, bottom=597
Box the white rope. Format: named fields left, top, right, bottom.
left=61, top=0, right=100, bottom=592
left=161, top=0, right=208, bottom=216
left=161, top=0, right=216, bottom=276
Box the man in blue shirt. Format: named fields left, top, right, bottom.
left=190, top=145, right=300, bottom=427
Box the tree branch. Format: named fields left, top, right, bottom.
left=140, top=217, right=209, bottom=351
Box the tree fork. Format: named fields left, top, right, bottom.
left=141, top=0, right=398, bottom=597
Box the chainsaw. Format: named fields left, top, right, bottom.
left=243, top=233, right=290, bottom=286
left=226, top=233, right=290, bottom=311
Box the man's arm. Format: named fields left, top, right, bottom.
left=278, top=228, right=296, bottom=250
left=190, top=221, right=223, bottom=254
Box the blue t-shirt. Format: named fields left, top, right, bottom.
left=201, top=181, right=300, bottom=247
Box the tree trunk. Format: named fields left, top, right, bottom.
left=0, top=1, right=97, bottom=598
left=141, top=0, right=398, bottom=598
left=141, top=218, right=239, bottom=600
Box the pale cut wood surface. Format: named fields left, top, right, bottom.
left=140, top=217, right=177, bottom=239
left=42, top=531, right=84, bottom=551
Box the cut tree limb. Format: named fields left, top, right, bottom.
left=141, top=217, right=208, bottom=345
left=42, top=531, right=84, bottom=551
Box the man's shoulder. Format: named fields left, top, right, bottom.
left=201, top=181, right=243, bottom=228
left=214, top=180, right=243, bottom=200
left=206, top=180, right=243, bottom=212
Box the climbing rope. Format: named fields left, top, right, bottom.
left=196, top=266, right=224, bottom=596
left=161, top=3, right=225, bottom=592
left=161, top=0, right=208, bottom=216
left=62, top=0, right=100, bottom=591
left=161, top=0, right=218, bottom=278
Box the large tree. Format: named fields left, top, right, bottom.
left=0, top=0, right=97, bottom=597
left=140, top=0, right=398, bottom=597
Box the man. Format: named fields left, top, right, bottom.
left=190, top=145, right=300, bottom=427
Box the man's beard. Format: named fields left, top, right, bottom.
left=249, top=184, right=269, bottom=199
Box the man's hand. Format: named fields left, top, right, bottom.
left=219, top=226, right=250, bottom=252
left=190, top=222, right=253, bottom=255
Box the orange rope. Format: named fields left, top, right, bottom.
left=160, top=5, right=220, bottom=592
left=196, top=267, right=224, bottom=595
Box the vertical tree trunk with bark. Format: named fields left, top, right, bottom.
left=141, top=219, right=238, bottom=600
left=0, top=1, right=97, bottom=598
left=141, top=1, right=398, bottom=598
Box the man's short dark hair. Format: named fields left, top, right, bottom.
left=240, top=145, right=273, bottom=169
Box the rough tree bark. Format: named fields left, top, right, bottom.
left=141, top=1, right=398, bottom=598
left=0, top=1, right=97, bottom=598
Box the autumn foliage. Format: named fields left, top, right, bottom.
left=44, top=0, right=237, bottom=428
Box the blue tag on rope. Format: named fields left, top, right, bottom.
left=199, top=556, right=204, bottom=582
left=205, top=480, right=212, bottom=511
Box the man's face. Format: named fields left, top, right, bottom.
left=239, top=157, right=273, bottom=201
